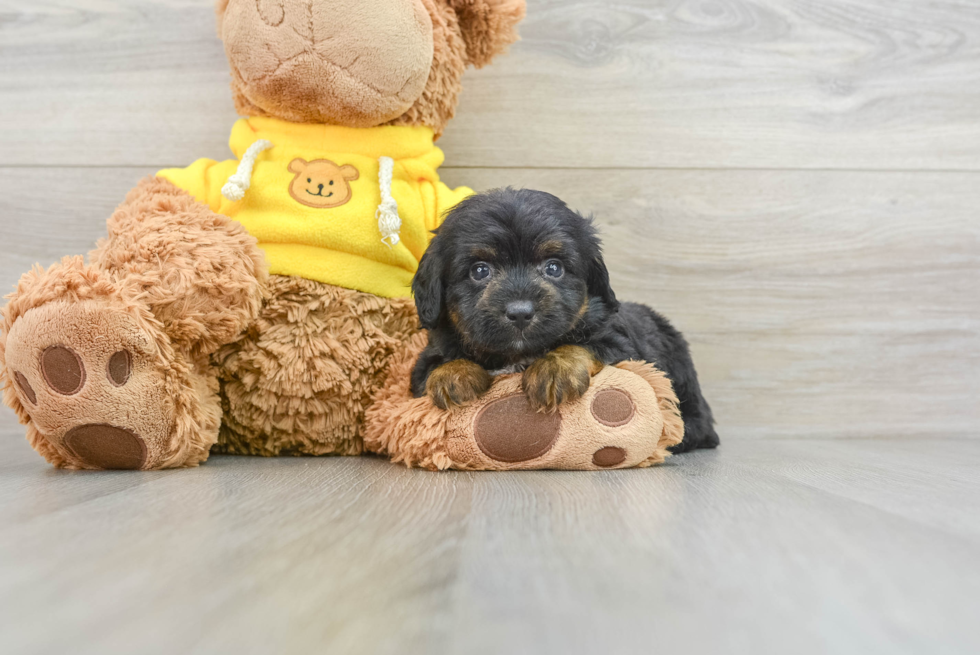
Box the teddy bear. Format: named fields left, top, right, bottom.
left=0, top=0, right=684, bottom=471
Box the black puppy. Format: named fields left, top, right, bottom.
left=410, top=188, right=718, bottom=453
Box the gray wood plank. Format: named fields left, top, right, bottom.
left=0, top=429, right=978, bottom=655
left=438, top=442, right=980, bottom=655
left=733, top=438, right=980, bottom=539
left=4, top=167, right=976, bottom=441
left=2, top=0, right=980, bottom=169
left=0, top=167, right=156, bottom=288
left=444, top=0, right=980, bottom=170
left=0, top=0, right=238, bottom=168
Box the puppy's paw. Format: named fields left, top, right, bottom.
left=522, top=345, right=603, bottom=413
left=426, top=359, right=493, bottom=410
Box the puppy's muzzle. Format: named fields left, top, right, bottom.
left=505, top=300, right=535, bottom=330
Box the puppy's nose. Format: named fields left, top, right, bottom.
left=505, top=301, right=535, bottom=329
left=317, top=183, right=324, bottom=191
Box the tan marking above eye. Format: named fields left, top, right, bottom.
left=470, top=248, right=496, bottom=260
left=536, top=240, right=564, bottom=258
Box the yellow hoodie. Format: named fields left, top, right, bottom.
left=158, top=117, right=472, bottom=298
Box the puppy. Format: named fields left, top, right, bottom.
left=410, top=188, right=719, bottom=453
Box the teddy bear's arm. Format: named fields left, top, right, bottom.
left=89, top=175, right=267, bottom=357
left=158, top=157, right=240, bottom=215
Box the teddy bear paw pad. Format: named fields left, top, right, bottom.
left=64, top=424, right=147, bottom=470
left=4, top=299, right=174, bottom=470
left=473, top=394, right=561, bottom=463
left=590, top=389, right=635, bottom=427
left=592, top=446, right=627, bottom=467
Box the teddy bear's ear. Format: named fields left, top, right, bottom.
left=214, top=0, right=230, bottom=36
left=288, top=158, right=308, bottom=174
left=340, top=165, right=360, bottom=182
left=449, top=0, right=527, bottom=68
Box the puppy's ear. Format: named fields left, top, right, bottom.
left=587, top=253, right=619, bottom=312
left=412, top=243, right=445, bottom=330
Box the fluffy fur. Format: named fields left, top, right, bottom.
left=214, top=275, right=418, bottom=457
left=410, top=188, right=719, bottom=453
left=93, top=176, right=268, bottom=358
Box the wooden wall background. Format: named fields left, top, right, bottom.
left=0, top=0, right=977, bottom=440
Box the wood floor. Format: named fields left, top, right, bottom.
left=1, top=424, right=978, bottom=655
left=1, top=0, right=979, bottom=653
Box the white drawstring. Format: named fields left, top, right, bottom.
left=221, top=139, right=273, bottom=201
left=376, top=156, right=401, bottom=247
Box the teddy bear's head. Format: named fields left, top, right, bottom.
left=215, top=0, right=526, bottom=136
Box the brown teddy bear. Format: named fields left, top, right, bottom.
left=0, top=0, right=684, bottom=471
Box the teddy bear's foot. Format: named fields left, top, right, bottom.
left=442, top=364, right=677, bottom=470
left=6, top=299, right=170, bottom=469
left=2, top=260, right=218, bottom=469
left=365, top=334, right=686, bottom=471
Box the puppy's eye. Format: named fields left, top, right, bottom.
left=307, top=178, right=312, bottom=183
left=470, top=262, right=492, bottom=281
left=329, top=180, right=334, bottom=185
left=544, top=260, right=564, bottom=278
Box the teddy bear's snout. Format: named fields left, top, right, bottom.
left=221, top=0, right=435, bottom=125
